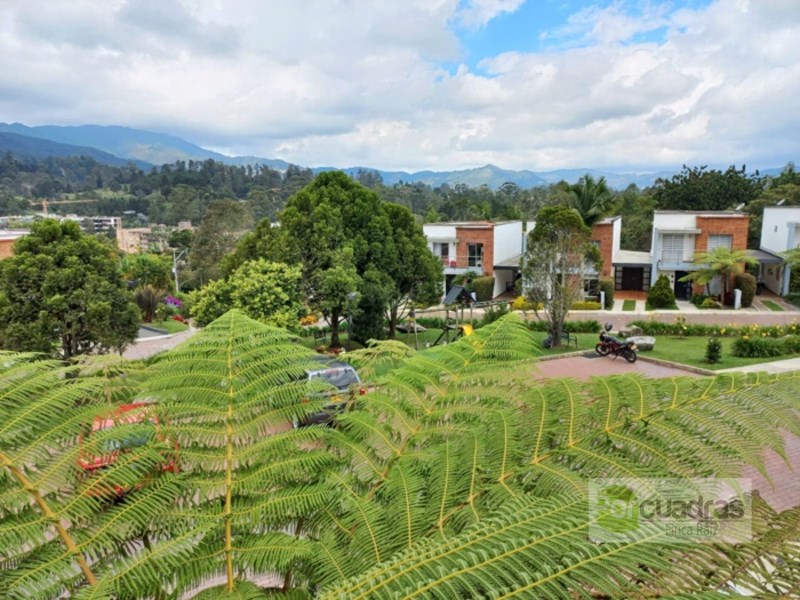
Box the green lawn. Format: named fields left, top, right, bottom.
left=622, top=300, right=636, bottom=311
left=646, top=335, right=794, bottom=371
left=762, top=300, right=785, bottom=312
left=148, top=319, right=189, bottom=334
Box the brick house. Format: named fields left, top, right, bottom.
left=0, top=230, right=29, bottom=259
left=423, top=221, right=526, bottom=298
left=648, top=211, right=749, bottom=299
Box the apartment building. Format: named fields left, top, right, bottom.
left=648, top=211, right=749, bottom=299
left=759, top=206, right=800, bottom=295
left=423, top=221, right=526, bottom=298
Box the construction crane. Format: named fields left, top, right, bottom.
left=30, top=199, right=100, bottom=216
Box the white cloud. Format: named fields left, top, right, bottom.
left=0, top=0, right=797, bottom=172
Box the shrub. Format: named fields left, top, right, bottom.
left=598, top=278, right=615, bottom=310
left=135, top=285, right=165, bottom=323
left=461, top=270, right=481, bottom=292
left=528, top=319, right=600, bottom=333
left=571, top=301, right=602, bottom=310
left=511, top=296, right=535, bottom=311
left=734, top=272, right=757, bottom=308
left=481, top=303, right=510, bottom=326
left=705, top=338, right=722, bottom=363
left=731, top=336, right=784, bottom=358
left=701, top=298, right=722, bottom=309
left=472, top=276, right=495, bottom=302
left=691, top=294, right=710, bottom=307
left=646, top=275, right=676, bottom=309
left=781, top=334, right=800, bottom=354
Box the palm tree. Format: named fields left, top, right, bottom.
left=681, top=246, right=759, bottom=303
left=783, top=247, right=800, bottom=268
left=2, top=311, right=800, bottom=597
left=570, top=173, right=613, bottom=226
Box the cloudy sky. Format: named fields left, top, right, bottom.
left=1, top=0, right=797, bottom=172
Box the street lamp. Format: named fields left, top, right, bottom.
left=172, top=248, right=187, bottom=294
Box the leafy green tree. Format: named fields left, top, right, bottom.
left=350, top=268, right=391, bottom=345
left=122, top=253, right=172, bottom=289
left=569, top=173, right=612, bottom=226
left=616, top=184, right=657, bottom=251
left=189, top=198, right=254, bottom=285
left=522, top=206, right=594, bottom=347
left=314, top=248, right=361, bottom=347
left=0, top=220, right=140, bottom=359
left=381, top=202, right=442, bottom=337
left=680, top=247, right=759, bottom=304
left=189, top=259, right=304, bottom=329
left=653, top=164, right=763, bottom=211
left=167, top=228, right=194, bottom=251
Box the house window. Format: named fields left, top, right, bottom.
left=661, top=234, right=684, bottom=263
left=707, top=234, right=732, bottom=251
left=467, top=243, right=483, bottom=267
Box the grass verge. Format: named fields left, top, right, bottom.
left=148, top=319, right=189, bottom=334
left=646, top=335, right=793, bottom=370
left=762, top=300, right=785, bottom=312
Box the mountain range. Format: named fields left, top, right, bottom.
left=0, top=122, right=782, bottom=190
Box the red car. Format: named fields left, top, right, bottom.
left=77, top=403, right=178, bottom=497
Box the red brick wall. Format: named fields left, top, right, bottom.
left=695, top=215, right=750, bottom=296
left=695, top=216, right=749, bottom=253
left=455, top=226, right=494, bottom=275
left=0, top=239, right=15, bottom=259
left=591, top=222, right=614, bottom=278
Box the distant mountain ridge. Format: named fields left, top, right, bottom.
left=0, top=131, right=151, bottom=169
left=0, top=122, right=785, bottom=190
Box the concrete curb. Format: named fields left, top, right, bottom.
left=134, top=326, right=194, bottom=343
left=538, top=350, right=595, bottom=361
left=635, top=354, right=716, bottom=376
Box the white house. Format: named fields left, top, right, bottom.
left=759, top=206, right=800, bottom=295
left=423, top=220, right=527, bottom=298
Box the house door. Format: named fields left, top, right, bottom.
left=674, top=271, right=692, bottom=300
left=620, top=267, right=644, bottom=291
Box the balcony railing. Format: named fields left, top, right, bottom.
left=439, top=256, right=458, bottom=268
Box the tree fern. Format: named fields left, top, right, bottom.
left=2, top=312, right=799, bottom=598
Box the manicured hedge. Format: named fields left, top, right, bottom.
left=472, top=276, right=495, bottom=302
left=599, top=278, right=615, bottom=310
left=734, top=272, right=756, bottom=308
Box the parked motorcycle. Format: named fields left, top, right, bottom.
left=595, top=322, right=638, bottom=363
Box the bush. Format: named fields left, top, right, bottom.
left=701, top=298, right=722, bottom=309
left=571, top=301, right=602, bottom=310
left=731, top=336, right=784, bottom=358
left=646, top=275, right=676, bottom=309
left=472, top=276, right=495, bottom=302
left=781, top=334, right=800, bottom=354
left=481, top=303, right=510, bottom=326
left=705, top=338, right=722, bottom=363
left=511, top=296, right=536, bottom=311
left=691, top=294, right=710, bottom=307
left=734, top=272, right=757, bottom=308
left=528, top=319, right=600, bottom=333
left=598, top=279, right=614, bottom=310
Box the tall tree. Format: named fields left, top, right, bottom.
left=570, top=173, right=612, bottom=226
left=381, top=202, right=442, bottom=338
left=653, top=164, right=764, bottom=211
left=522, top=206, right=595, bottom=347
left=0, top=219, right=140, bottom=359
left=189, top=198, right=254, bottom=285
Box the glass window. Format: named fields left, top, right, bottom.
left=467, top=243, right=483, bottom=267
left=661, top=234, right=684, bottom=263
left=707, top=235, right=732, bottom=251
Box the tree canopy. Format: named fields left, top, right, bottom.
left=0, top=219, right=140, bottom=359
left=653, top=164, right=764, bottom=211
left=522, top=205, right=594, bottom=346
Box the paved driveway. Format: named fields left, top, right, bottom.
left=533, top=352, right=699, bottom=380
